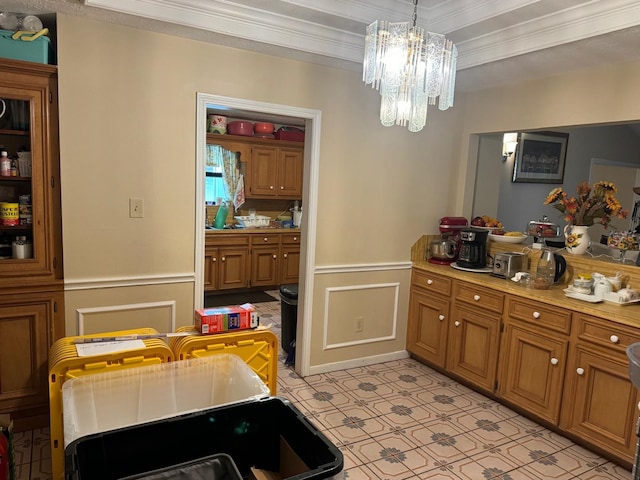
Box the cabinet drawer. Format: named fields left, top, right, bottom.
left=411, top=269, right=452, bottom=296
left=454, top=281, right=504, bottom=314
left=206, top=234, right=249, bottom=247
left=251, top=234, right=280, bottom=246
left=281, top=233, right=301, bottom=245
left=506, top=297, right=571, bottom=334
left=574, top=313, right=639, bottom=354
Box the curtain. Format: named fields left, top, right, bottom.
left=211, top=145, right=245, bottom=211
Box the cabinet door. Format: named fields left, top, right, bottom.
left=0, top=291, right=63, bottom=430
left=0, top=63, right=61, bottom=280
left=203, top=247, right=218, bottom=291
left=407, top=287, right=449, bottom=368
left=250, top=146, right=278, bottom=196
left=279, top=244, right=300, bottom=285
left=277, top=147, right=303, bottom=197
left=218, top=246, right=249, bottom=290
left=561, top=344, right=639, bottom=465
left=250, top=246, right=279, bottom=287
left=447, top=304, right=500, bottom=392
left=498, top=322, right=568, bottom=424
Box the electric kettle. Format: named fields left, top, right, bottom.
left=536, top=249, right=567, bottom=287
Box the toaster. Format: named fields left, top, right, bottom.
left=491, top=252, right=528, bottom=278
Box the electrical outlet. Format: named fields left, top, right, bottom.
left=355, top=316, right=364, bottom=333
left=129, top=198, right=144, bottom=218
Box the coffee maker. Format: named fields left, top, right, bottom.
left=457, top=228, right=489, bottom=269
left=428, top=217, right=468, bottom=265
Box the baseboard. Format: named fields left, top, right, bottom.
left=306, top=350, right=409, bottom=376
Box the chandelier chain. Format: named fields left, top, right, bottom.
left=412, top=0, right=418, bottom=28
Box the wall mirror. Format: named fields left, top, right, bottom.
left=472, top=122, right=640, bottom=262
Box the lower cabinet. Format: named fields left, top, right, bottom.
left=497, top=297, right=570, bottom=424
left=279, top=233, right=301, bottom=285
left=560, top=313, right=640, bottom=466
left=407, top=267, right=640, bottom=468
left=204, top=235, right=250, bottom=291
left=0, top=289, right=64, bottom=431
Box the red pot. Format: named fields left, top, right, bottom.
left=228, top=121, right=254, bottom=136
left=254, top=122, right=274, bottom=134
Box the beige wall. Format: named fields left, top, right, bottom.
left=55, top=14, right=464, bottom=372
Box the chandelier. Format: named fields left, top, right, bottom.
left=362, top=0, right=457, bottom=132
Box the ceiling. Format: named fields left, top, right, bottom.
left=4, top=0, right=640, bottom=92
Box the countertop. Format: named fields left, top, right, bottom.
left=205, top=227, right=301, bottom=234
left=412, top=260, right=640, bottom=328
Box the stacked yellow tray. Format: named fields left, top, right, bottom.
left=171, top=326, right=278, bottom=395
left=48, top=328, right=173, bottom=480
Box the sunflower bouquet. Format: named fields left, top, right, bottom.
left=543, top=181, right=628, bottom=228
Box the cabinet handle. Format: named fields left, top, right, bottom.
left=473, top=294, right=480, bottom=301
left=454, top=321, right=460, bottom=327
left=293, top=236, right=298, bottom=241
left=212, top=257, right=217, bottom=262
left=427, top=279, right=433, bottom=285
left=576, top=367, right=584, bottom=375
left=550, top=357, right=558, bottom=365
left=438, top=314, right=445, bottom=321
left=272, top=254, right=277, bottom=259
left=533, top=311, right=541, bottom=319
left=270, top=185, right=274, bottom=190
left=284, top=253, right=288, bottom=258
left=221, top=257, right=226, bottom=262
left=264, top=237, right=268, bottom=242
left=280, top=186, right=284, bottom=190
left=610, top=335, right=619, bottom=344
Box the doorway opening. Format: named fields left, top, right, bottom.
left=194, top=93, right=321, bottom=376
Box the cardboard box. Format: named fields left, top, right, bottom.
left=195, top=303, right=258, bottom=334
left=0, top=414, right=14, bottom=480
left=249, top=437, right=308, bottom=480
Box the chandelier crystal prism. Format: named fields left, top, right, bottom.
left=362, top=0, right=457, bottom=132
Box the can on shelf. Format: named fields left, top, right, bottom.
left=0, top=202, right=19, bottom=226
left=18, top=194, right=32, bottom=225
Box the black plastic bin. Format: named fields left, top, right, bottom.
left=279, top=284, right=298, bottom=354
left=64, top=397, right=343, bottom=480
left=121, top=453, right=241, bottom=480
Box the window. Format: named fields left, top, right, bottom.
left=205, top=145, right=226, bottom=204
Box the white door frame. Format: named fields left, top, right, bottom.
left=195, top=93, right=321, bottom=377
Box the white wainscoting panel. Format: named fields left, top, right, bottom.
left=76, top=301, right=176, bottom=335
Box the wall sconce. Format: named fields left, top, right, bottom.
left=502, top=132, right=518, bottom=162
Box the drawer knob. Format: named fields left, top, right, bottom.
left=610, top=335, right=619, bottom=344
left=272, top=254, right=277, bottom=259
left=438, top=314, right=445, bottom=321
left=294, top=237, right=298, bottom=241
left=550, top=357, right=559, bottom=365
left=280, top=186, right=284, bottom=190
left=473, top=294, right=480, bottom=301
left=212, top=257, right=217, bottom=262
left=221, top=256, right=226, bottom=262
left=533, top=311, right=541, bottom=319
left=454, top=321, right=461, bottom=327
left=283, top=253, right=288, bottom=258
left=427, top=279, right=433, bottom=285
left=264, top=237, right=268, bottom=242
left=270, top=185, right=274, bottom=190
left=576, top=367, right=585, bottom=376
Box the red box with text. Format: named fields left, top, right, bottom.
left=195, top=303, right=258, bottom=335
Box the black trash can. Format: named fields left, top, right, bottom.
left=279, top=284, right=298, bottom=354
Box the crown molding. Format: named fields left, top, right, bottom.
left=83, top=0, right=640, bottom=71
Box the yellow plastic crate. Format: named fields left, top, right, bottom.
left=48, top=328, right=173, bottom=480
left=171, top=326, right=278, bottom=396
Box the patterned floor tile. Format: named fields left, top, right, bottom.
left=11, top=431, right=32, bottom=467
left=576, top=462, right=633, bottom=479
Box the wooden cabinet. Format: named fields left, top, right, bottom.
left=279, top=233, right=300, bottom=285
left=497, top=297, right=570, bottom=424
left=206, top=134, right=303, bottom=200
left=561, top=313, right=640, bottom=466
left=0, top=59, right=64, bottom=431
left=446, top=282, right=503, bottom=393
left=204, top=234, right=249, bottom=291
left=407, top=269, right=452, bottom=368
left=250, top=232, right=301, bottom=287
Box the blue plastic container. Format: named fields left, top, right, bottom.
left=0, top=29, right=52, bottom=64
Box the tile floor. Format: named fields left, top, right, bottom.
left=13, top=291, right=635, bottom=479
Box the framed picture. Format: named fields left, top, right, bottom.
left=512, top=131, right=569, bottom=183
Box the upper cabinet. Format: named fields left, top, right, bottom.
left=207, top=134, right=303, bottom=200
left=0, top=59, right=62, bottom=282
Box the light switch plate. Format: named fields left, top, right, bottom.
left=129, top=198, right=143, bottom=218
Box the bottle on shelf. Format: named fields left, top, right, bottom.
left=213, top=201, right=229, bottom=229
left=0, top=151, right=9, bottom=177
left=10, top=159, right=16, bottom=176
left=11, top=236, right=32, bottom=259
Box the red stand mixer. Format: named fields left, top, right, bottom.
left=428, top=217, right=469, bottom=264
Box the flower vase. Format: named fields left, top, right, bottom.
left=564, top=225, right=590, bottom=255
